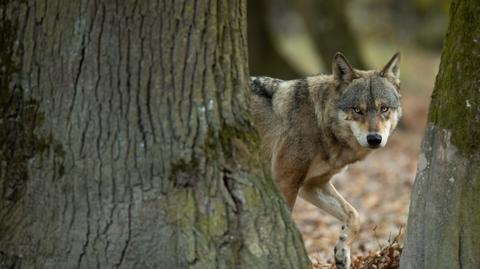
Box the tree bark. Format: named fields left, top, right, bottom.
left=400, top=0, right=480, bottom=268
left=294, top=0, right=366, bottom=69
left=0, top=1, right=310, bottom=268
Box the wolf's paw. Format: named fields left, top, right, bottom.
left=334, top=234, right=351, bottom=269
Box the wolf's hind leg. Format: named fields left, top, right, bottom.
left=271, top=139, right=309, bottom=209
left=298, top=181, right=359, bottom=269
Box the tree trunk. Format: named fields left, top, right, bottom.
left=247, top=0, right=301, bottom=79
left=400, top=1, right=480, bottom=268
left=294, top=0, right=366, bottom=69
left=0, top=1, right=311, bottom=268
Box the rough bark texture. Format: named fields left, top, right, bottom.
left=400, top=0, right=480, bottom=268
left=0, top=1, right=311, bottom=268
left=247, top=0, right=300, bottom=79
left=294, top=0, right=366, bottom=69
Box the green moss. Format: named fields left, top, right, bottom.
left=165, top=189, right=228, bottom=244
left=197, top=198, right=228, bottom=237
left=171, top=158, right=199, bottom=174
left=169, top=158, right=200, bottom=188
left=243, top=185, right=259, bottom=208
left=202, top=121, right=262, bottom=170
left=428, top=0, right=480, bottom=155
left=166, top=189, right=196, bottom=229
left=54, top=141, right=66, bottom=158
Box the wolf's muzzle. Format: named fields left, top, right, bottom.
left=366, top=134, right=382, bottom=148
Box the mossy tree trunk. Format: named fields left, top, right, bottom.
left=0, top=1, right=310, bottom=268
left=400, top=1, right=480, bottom=268
left=294, top=0, right=366, bottom=69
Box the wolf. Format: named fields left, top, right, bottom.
left=249, top=52, right=401, bottom=269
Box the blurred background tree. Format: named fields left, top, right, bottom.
left=248, top=0, right=450, bottom=78
left=248, top=0, right=301, bottom=79
left=294, top=0, right=367, bottom=69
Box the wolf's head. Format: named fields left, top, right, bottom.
left=333, top=52, right=402, bottom=149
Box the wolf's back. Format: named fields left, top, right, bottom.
left=249, top=76, right=283, bottom=100
left=248, top=76, right=284, bottom=152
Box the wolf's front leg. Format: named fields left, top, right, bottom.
left=298, top=182, right=360, bottom=269
left=334, top=228, right=351, bottom=269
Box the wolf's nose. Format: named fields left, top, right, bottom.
left=367, top=134, right=382, bottom=147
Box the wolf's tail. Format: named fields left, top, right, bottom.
left=249, top=76, right=283, bottom=101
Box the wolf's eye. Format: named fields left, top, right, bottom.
left=381, top=106, right=389, bottom=113
left=352, top=107, right=362, bottom=114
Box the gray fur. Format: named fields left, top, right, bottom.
left=337, top=76, right=401, bottom=111
left=248, top=52, right=402, bottom=269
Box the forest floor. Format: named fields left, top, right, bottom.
left=292, top=94, right=431, bottom=266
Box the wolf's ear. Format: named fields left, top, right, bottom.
left=380, top=52, right=400, bottom=81
left=333, top=52, right=356, bottom=83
